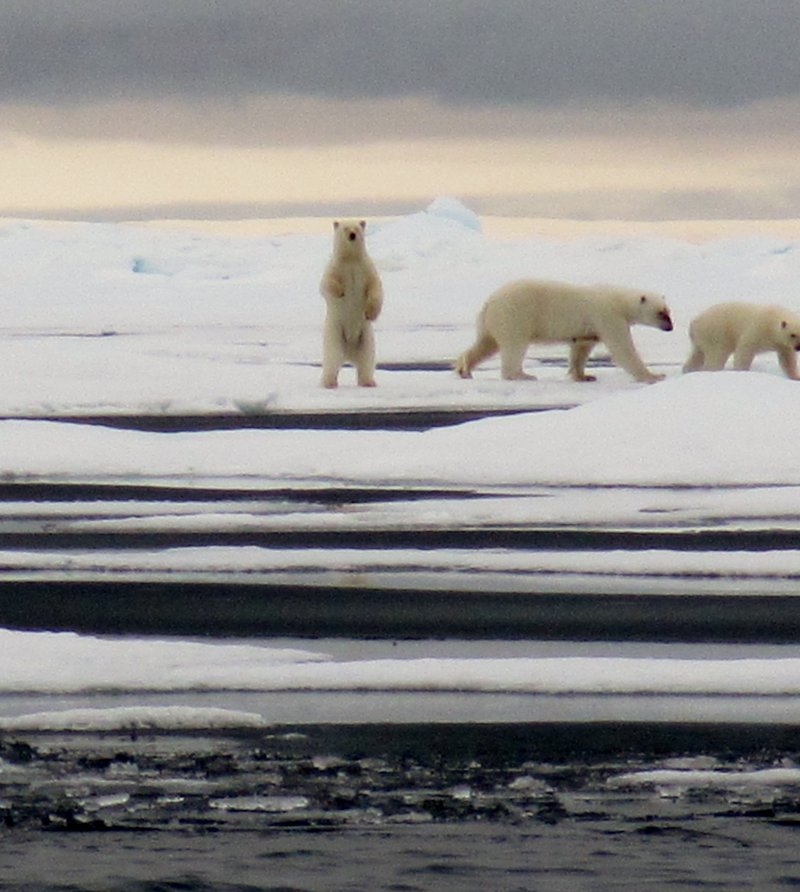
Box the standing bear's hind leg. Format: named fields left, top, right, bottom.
left=354, top=326, right=377, bottom=387
left=321, top=326, right=345, bottom=388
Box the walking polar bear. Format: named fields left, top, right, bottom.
left=319, top=219, right=383, bottom=388
left=455, top=278, right=673, bottom=383
left=683, top=301, right=800, bottom=379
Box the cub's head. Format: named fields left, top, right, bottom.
left=333, top=219, right=367, bottom=255
left=636, top=292, right=673, bottom=331
left=778, top=311, right=800, bottom=351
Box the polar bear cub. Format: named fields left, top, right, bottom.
left=319, top=219, right=384, bottom=388
left=683, top=301, right=800, bottom=379
left=455, top=278, right=673, bottom=383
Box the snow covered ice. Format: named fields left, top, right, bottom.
left=3, top=198, right=800, bottom=728
left=0, top=371, right=797, bottom=487
left=7, top=628, right=800, bottom=701
left=2, top=196, right=799, bottom=419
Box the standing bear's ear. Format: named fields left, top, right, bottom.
left=782, top=320, right=788, bottom=329
left=359, top=220, right=366, bottom=230
left=333, top=221, right=340, bottom=230
left=640, top=295, right=647, bottom=303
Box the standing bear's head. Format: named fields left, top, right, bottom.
left=635, top=291, right=673, bottom=332
left=333, top=219, right=367, bottom=258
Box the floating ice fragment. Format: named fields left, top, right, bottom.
left=0, top=706, right=269, bottom=732
left=609, top=767, right=800, bottom=790
left=209, top=795, right=309, bottom=813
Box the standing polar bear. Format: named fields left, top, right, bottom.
left=683, top=301, right=800, bottom=379
left=455, top=278, right=673, bottom=383
left=319, top=219, right=383, bottom=388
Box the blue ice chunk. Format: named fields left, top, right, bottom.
left=425, top=197, right=482, bottom=233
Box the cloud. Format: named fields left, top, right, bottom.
left=1, top=0, right=799, bottom=109
left=7, top=186, right=800, bottom=225
left=480, top=186, right=800, bottom=222
left=5, top=91, right=800, bottom=153
left=2, top=2, right=799, bottom=222
left=1, top=115, right=798, bottom=222
left=0, top=198, right=424, bottom=224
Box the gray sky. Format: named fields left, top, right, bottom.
left=2, top=1, right=800, bottom=220
left=3, top=1, right=800, bottom=108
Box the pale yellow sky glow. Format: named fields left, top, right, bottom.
left=2, top=95, right=800, bottom=221
left=2, top=2, right=799, bottom=222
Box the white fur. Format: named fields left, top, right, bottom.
left=319, top=219, right=383, bottom=388
left=455, top=278, right=673, bottom=383
left=684, top=301, right=800, bottom=379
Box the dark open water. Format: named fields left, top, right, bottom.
left=6, top=819, right=800, bottom=892
left=3, top=723, right=800, bottom=890
left=2, top=415, right=800, bottom=888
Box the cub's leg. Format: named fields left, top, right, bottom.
left=732, top=341, right=757, bottom=371
left=682, top=343, right=705, bottom=373
left=700, top=344, right=733, bottom=371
